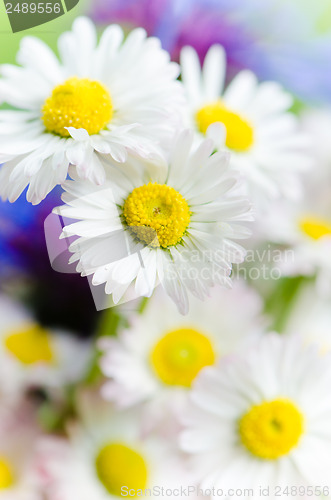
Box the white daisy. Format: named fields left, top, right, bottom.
left=0, top=401, right=43, bottom=500
left=0, top=294, right=91, bottom=403
left=38, top=391, right=196, bottom=500
left=180, top=45, right=310, bottom=203
left=284, top=283, right=331, bottom=353
left=301, top=108, right=331, bottom=178
left=180, top=333, right=331, bottom=494
left=0, top=17, right=183, bottom=205
left=258, top=191, right=331, bottom=294
left=55, top=129, right=253, bottom=314
left=99, top=281, right=265, bottom=413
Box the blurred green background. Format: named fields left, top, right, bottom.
left=0, top=0, right=89, bottom=63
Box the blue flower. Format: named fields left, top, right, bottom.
left=0, top=188, right=99, bottom=336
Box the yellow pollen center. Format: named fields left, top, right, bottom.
left=239, top=399, right=304, bottom=460
left=123, top=183, right=191, bottom=248
left=195, top=100, right=254, bottom=152
left=95, top=443, right=148, bottom=496
left=42, top=77, right=113, bottom=137
left=5, top=324, right=54, bottom=365
left=0, top=457, right=14, bottom=490
left=299, top=216, right=331, bottom=240
left=150, top=328, right=215, bottom=387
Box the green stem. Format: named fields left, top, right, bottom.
left=264, top=276, right=308, bottom=333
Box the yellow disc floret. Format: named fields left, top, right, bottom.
left=95, top=443, right=148, bottom=496
left=150, top=328, right=215, bottom=387
left=123, top=183, right=191, bottom=248
left=42, top=77, right=113, bottom=137
left=239, top=399, right=304, bottom=460
left=5, top=324, right=54, bottom=365
left=196, top=100, right=254, bottom=152
left=299, top=216, right=331, bottom=240
left=0, top=457, right=14, bottom=490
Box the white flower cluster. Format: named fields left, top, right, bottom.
left=1, top=15, right=331, bottom=500
left=0, top=16, right=312, bottom=313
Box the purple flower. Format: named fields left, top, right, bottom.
left=90, top=0, right=331, bottom=104
left=0, top=189, right=100, bottom=337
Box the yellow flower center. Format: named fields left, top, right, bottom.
left=239, top=399, right=304, bottom=460
left=299, top=216, right=331, bottom=240
left=42, top=77, right=113, bottom=137
left=123, top=183, right=191, bottom=248
left=0, top=457, right=14, bottom=490
left=195, top=100, right=254, bottom=152
left=5, top=324, right=54, bottom=365
left=150, top=328, right=215, bottom=387
left=95, top=443, right=148, bottom=496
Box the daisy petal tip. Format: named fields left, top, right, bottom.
left=180, top=45, right=196, bottom=61
left=72, top=16, right=95, bottom=33
left=8, top=194, right=19, bottom=204
left=211, top=43, right=226, bottom=58
left=65, top=127, right=89, bottom=142
left=206, top=121, right=227, bottom=148
left=91, top=276, right=103, bottom=287
left=52, top=207, right=61, bottom=216
left=178, top=128, right=194, bottom=145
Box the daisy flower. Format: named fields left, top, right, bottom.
left=180, top=45, right=310, bottom=202
left=0, top=401, right=44, bottom=500
left=99, top=281, right=265, bottom=412
left=259, top=187, right=331, bottom=294
left=180, top=333, right=331, bottom=493
left=38, top=391, right=196, bottom=500
left=55, top=129, right=253, bottom=314
left=284, top=283, right=331, bottom=354
left=301, top=109, right=331, bottom=177
left=0, top=294, right=91, bottom=402
left=0, top=17, right=183, bottom=205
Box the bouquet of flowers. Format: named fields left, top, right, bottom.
left=0, top=1, right=331, bottom=498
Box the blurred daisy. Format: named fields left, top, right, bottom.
left=99, top=281, right=265, bottom=411
left=39, top=392, right=195, bottom=500
left=301, top=109, right=331, bottom=177
left=181, top=333, right=331, bottom=493
left=260, top=191, right=331, bottom=294
left=0, top=17, right=183, bottom=205
left=284, top=283, right=331, bottom=353
left=0, top=401, right=43, bottom=500
left=256, top=112, right=331, bottom=293
left=180, top=45, right=310, bottom=202
left=0, top=295, right=91, bottom=402
left=55, top=130, right=253, bottom=314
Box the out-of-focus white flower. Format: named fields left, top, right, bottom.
left=55, top=130, right=253, bottom=314
left=255, top=106, right=331, bottom=292
left=259, top=192, right=331, bottom=293
left=180, top=45, right=310, bottom=204
left=301, top=108, right=331, bottom=177
left=99, top=281, right=265, bottom=416
left=0, top=401, right=43, bottom=500
left=0, top=17, right=183, bottom=204
left=180, top=333, right=331, bottom=495
left=38, top=391, right=197, bottom=500
left=284, top=283, right=331, bottom=353
left=0, top=295, right=91, bottom=402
